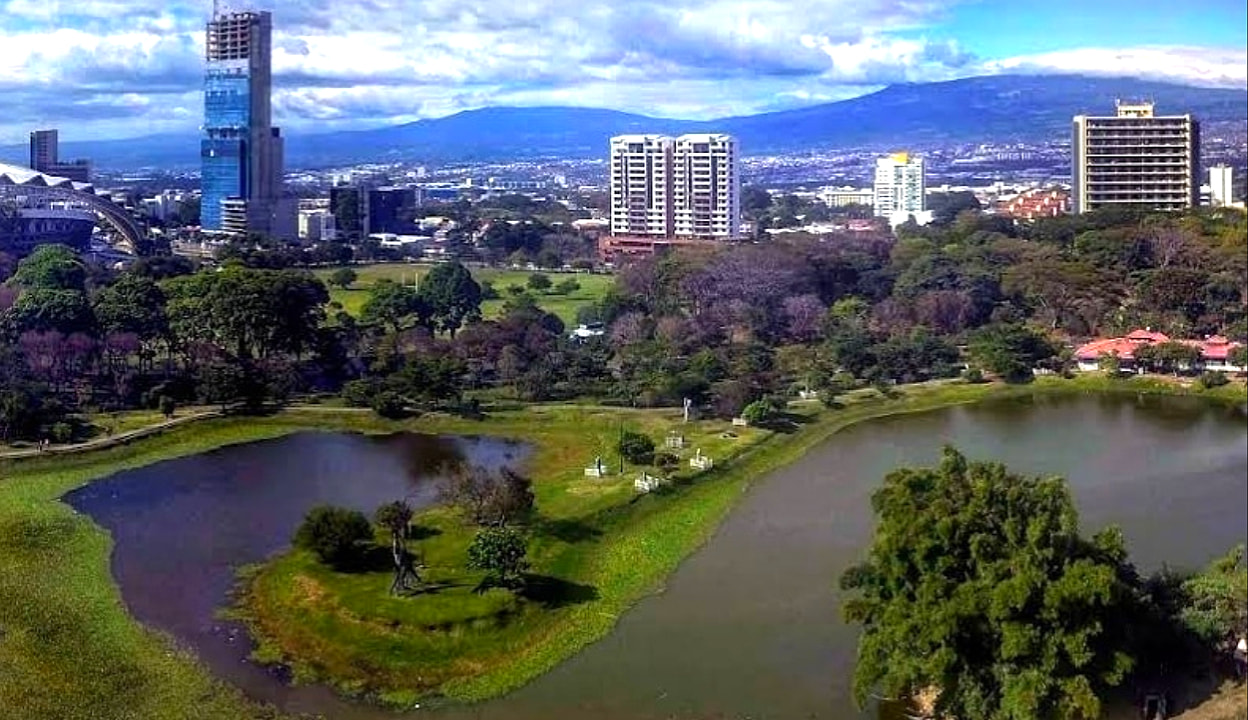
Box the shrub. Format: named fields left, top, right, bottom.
left=654, top=452, right=680, bottom=471
left=1197, top=370, right=1229, bottom=390
left=294, top=506, right=374, bottom=570
left=617, top=430, right=656, bottom=465
left=554, top=278, right=580, bottom=295
left=370, top=391, right=408, bottom=419
left=961, top=367, right=985, bottom=384
left=467, top=526, right=529, bottom=590
left=341, top=378, right=378, bottom=407
left=158, top=395, right=176, bottom=419
left=50, top=422, right=74, bottom=444
left=526, top=273, right=552, bottom=292
left=741, top=399, right=774, bottom=425
left=479, top=280, right=500, bottom=300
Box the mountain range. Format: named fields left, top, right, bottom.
left=2, top=74, right=1245, bottom=171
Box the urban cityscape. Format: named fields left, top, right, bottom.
left=0, top=3, right=1245, bottom=720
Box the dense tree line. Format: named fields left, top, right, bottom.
left=2, top=205, right=1244, bottom=442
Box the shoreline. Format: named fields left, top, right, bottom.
left=0, top=375, right=1243, bottom=718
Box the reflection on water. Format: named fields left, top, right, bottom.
left=67, top=396, right=1247, bottom=720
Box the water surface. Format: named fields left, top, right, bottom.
left=68, top=396, right=1248, bottom=719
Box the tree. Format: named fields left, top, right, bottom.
left=841, top=448, right=1136, bottom=720
left=466, top=526, right=529, bottom=590
left=741, top=399, right=774, bottom=425
left=375, top=501, right=421, bottom=595
left=418, top=261, right=481, bottom=336
left=526, top=273, right=552, bottom=292
left=360, top=279, right=427, bottom=333
left=328, top=268, right=357, bottom=290
left=554, top=278, right=581, bottom=295
left=294, top=505, right=374, bottom=570
left=1230, top=345, right=1248, bottom=373
left=1180, top=545, right=1247, bottom=646
left=967, top=323, right=1057, bottom=383
left=440, top=466, right=535, bottom=526
left=7, top=244, right=86, bottom=291
left=93, top=273, right=168, bottom=342
left=617, top=430, right=656, bottom=465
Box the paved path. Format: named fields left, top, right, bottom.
left=0, top=410, right=223, bottom=460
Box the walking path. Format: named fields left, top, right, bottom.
left=0, top=410, right=223, bottom=460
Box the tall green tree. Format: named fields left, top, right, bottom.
left=418, top=261, right=481, bottom=336
left=93, top=273, right=168, bottom=341
left=360, top=279, right=428, bottom=333
left=841, top=447, right=1135, bottom=720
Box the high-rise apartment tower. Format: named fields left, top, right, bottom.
left=1209, top=164, right=1234, bottom=207
left=873, top=152, right=925, bottom=217
left=609, top=133, right=739, bottom=239
left=201, top=10, right=290, bottom=237
left=1072, top=101, right=1199, bottom=213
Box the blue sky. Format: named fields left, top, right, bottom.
left=0, top=0, right=1244, bottom=143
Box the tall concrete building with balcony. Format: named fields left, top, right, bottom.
left=872, top=152, right=925, bottom=217
left=609, top=135, right=674, bottom=237
left=609, top=133, right=740, bottom=240
left=672, top=134, right=740, bottom=239
left=201, top=10, right=292, bottom=238
left=1072, top=101, right=1200, bottom=213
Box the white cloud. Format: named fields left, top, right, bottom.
left=0, top=0, right=1243, bottom=143
left=983, top=46, right=1248, bottom=89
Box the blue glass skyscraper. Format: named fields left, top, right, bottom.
left=201, top=10, right=285, bottom=235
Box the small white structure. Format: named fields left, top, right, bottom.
left=731, top=417, right=749, bottom=427
left=689, top=448, right=713, bottom=471
left=584, top=456, right=606, bottom=478
left=665, top=432, right=685, bottom=450
left=634, top=472, right=667, bottom=493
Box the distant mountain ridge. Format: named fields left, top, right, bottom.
left=2, top=74, right=1244, bottom=170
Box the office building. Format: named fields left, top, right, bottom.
left=1209, top=165, right=1234, bottom=207
left=873, top=152, right=925, bottom=217
left=819, top=186, right=874, bottom=208
left=672, top=134, right=740, bottom=239
left=1072, top=101, right=1199, bottom=213
left=201, top=10, right=291, bottom=238
left=329, top=185, right=368, bottom=239
left=367, top=186, right=421, bottom=235
left=298, top=209, right=336, bottom=242
left=28, top=129, right=92, bottom=183
left=609, top=133, right=740, bottom=240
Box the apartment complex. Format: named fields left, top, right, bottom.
left=873, top=152, right=925, bottom=217
left=201, top=10, right=293, bottom=238
left=1072, top=101, right=1199, bottom=213
left=28, top=129, right=91, bottom=183
left=609, top=133, right=740, bottom=240
left=1209, top=165, right=1234, bottom=207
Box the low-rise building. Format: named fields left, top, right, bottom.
left=1074, top=329, right=1245, bottom=373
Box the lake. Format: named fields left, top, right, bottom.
left=67, top=394, right=1248, bottom=719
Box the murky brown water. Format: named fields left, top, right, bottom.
left=67, top=395, right=1248, bottom=719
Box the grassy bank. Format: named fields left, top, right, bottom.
left=0, top=374, right=1242, bottom=718
left=313, top=263, right=614, bottom=326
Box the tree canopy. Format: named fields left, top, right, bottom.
left=841, top=447, right=1136, bottom=720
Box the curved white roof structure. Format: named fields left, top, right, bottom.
left=0, top=162, right=144, bottom=249
left=0, top=162, right=97, bottom=194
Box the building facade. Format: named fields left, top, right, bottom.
left=873, top=152, right=925, bottom=217
left=367, top=186, right=419, bottom=235
left=609, top=133, right=740, bottom=240
left=1209, top=164, right=1234, bottom=207
left=29, top=129, right=92, bottom=183
left=1072, top=102, right=1199, bottom=213
left=609, top=135, right=674, bottom=237
left=671, top=134, right=740, bottom=239
left=201, top=10, right=290, bottom=237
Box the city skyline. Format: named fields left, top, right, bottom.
left=0, top=0, right=1245, bottom=144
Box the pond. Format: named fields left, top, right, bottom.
left=67, top=394, right=1248, bottom=719
left=64, top=431, right=526, bottom=714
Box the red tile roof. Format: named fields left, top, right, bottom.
left=1075, top=329, right=1243, bottom=363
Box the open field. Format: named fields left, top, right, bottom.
left=0, top=374, right=1244, bottom=718
left=314, top=263, right=615, bottom=327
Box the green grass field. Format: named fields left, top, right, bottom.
left=314, top=264, right=615, bottom=327
left=0, top=374, right=1243, bottom=717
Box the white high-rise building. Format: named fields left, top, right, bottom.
left=1072, top=102, right=1199, bottom=213
left=1210, top=164, right=1234, bottom=207
left=609, top=135, right=674, bottom=237
left=873, top=152, right=926, bottom=217
left=609, top=133, right=740, bottom=239
left=672, top=133, right=740, bottom=239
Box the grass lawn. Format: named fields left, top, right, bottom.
left=0, top=374, right=1242, bottom=718
left=314, top=263, right=615, bottom=327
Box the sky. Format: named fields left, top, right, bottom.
left=0, top=0, right=1244, bottom=143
